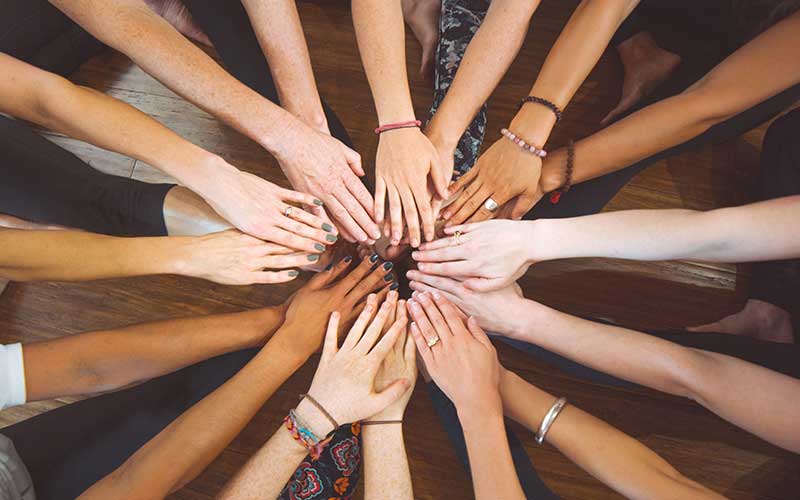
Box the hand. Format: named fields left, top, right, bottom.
left=412, top=219, right=536, bottom=291
left=406, top=291, right=503, bottom=417
left=426, top=128, right=457, bottom=221
left=176, top=230, right=317, bottom=285
left=301, top=294, right=411, bottom=434
left=370, top=298, right=417, bottom=421
left=442, top=137, right=543, bottom=226
left=278, top=124, right=381, bottom=244
left=277, top=253, right=398, bottom=357
left=406, top=273, right=526, bottom=336
left=375, top=128, right=448, bottom=247
left=202, top=168, right=336, bottom=254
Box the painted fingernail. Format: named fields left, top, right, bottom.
left=370, top=262, right=380, bottom=271
left=383, top=261, right=393, bottom=271
left=288, top=270, right=299, bottom=277
left=370, top=253, right=379, bottom=263
left=326, top=234, right=338, bottom=242
left=324, top=263, right=333, bottom=271
left=390, top=282, right=400, bottom=291
left=313, top=199, right=324, bottom=206
left=343, top=255, right=353, bottom=263
left=314, top=243, right=325, bottom=252
left=384, top=273, right=394, bottom=282
left=322, top=223, right=333, bottom=232
left=307, top=254, right=320, bottom=262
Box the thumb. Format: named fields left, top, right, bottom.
left=466, top=316, right=492, bottom=347
left=510, top=193, right=538, bottom=220
left=371, top=378, right=410, bottom=412
left=343, top=145, right=365, bottom=176
left=430, top=156, right=450, bottom=200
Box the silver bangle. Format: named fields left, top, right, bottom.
left=535, top=397, right=567, bottom=444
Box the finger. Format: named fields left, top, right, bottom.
left=258, top=252, right=316, bottom=270
left=447, top=184, right=493, bottom=227
left=369, top=377, right=411, bottom=416
left=343, top=145, right=365, bottom=176
left=278, top=187, right=324, bottom=211
left=259, top=242, right=299, bottom=255
left=411, top=244, right=469, bottom=264
left=405, top=270, right=464, bottom=295
left=430, top=291, right=470, bottom=339
left=261, top=226, right=324, bottom=254
left=403, top=316, right=417, bottom=367
left=394, top=300, right=408, bottom=353
left=277, top=214, right=330, bottom=246
left=467, top=192, right=510, bottom=224
left=416, top=292, right=453, bottom=343
left=447, top=165, right=479, bottom=199
left=440, top=222, right=480, bottom=237
left=343, top=177, right=381, bottom=240
left=326, top=196, right=369, bottom=243
left=343, top=256, right=395, bottom=301
left=409, top=280, right=461, bottom=307
left=413, top=181, right=435, bottom=243
left=252, top=270, right=301, bottom=284
left=466, top=316, right=493, bottom=348
left=306, top=255, right=354, bottom=289
left=387, top=185, right=404, bottom=246
left=398, top=187, right=422, bottom=248
left=320, top=312, right=341, bottom=363
left=429, top=156, right=449, bottom=200
left=510, top=192, right=539, bottom=220
left=406, top=299, right=439, bottom=349
left=374, top=177, right=387, bottom=224
left=441, top=178, right=481, bottom=222
left=355, top=290, right=398, bottom=354
left=410, top=321, right=435, bottom=367
left=342, top=293, right=379, bottom=350
left=463, top=276, right=510, bottom=292
left=369, top=312, right=407, bottom=360
left=285, top=202, right=339, bottom=237
left=415, top=260, right=474, bottom=277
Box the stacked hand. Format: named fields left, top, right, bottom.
left=442, top=137, right=544, bottom=226
left=299, top=291, right=412, bottom=435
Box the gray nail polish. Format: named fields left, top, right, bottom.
left=315, top=243, right=325, bottom=252
left=313, top=199, right=324, bottom=206
left=322, top=223, right=333, bottom=232
left=326, top=234, right=338, bottom=242
left=389, top=282, right=400, bottom=291
left=307, top=254, right=320, bottom=262
left=384, top=273, right=394, bottom=282
left=288, top=270, right=299, bottom=277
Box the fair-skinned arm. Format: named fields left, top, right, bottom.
left=531, top=10, right=800, bottom=212
left=49, top=0, right=379, bottom=243
left=412, top=195, right=800, bottom=290
left=0, top=53, right=334, bottom=252
left=351, top=0, right=446, bottom=247
left=403, top=280, right=800, bottom=454
left=500, top=370, right=724, bottom=499
left=218, top=294, right=411, bottom=499
left=0, top=228, right=316, bottom=285
left=407, top=292, right=525, bottom=500
left=74, top=255, right=394, bottom=499
left=443, top=0, right=639, bottom=225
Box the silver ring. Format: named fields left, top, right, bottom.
left=483, top=198, right=499, bottom=212
left=284, top=206, right=293, bottom=218
left=427, top=336, right=440, bottom=348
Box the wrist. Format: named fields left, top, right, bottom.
left=425, top=116, right=461, bottom=152
left=508, top=105, right=557, bottom=148
left=181, top=153, right=241, bottom=202
left=540, top=149, right=567, bottom=193
left=458, top=402, right=504, bottom=430
left=156, top=236, right=200, bottom=277
left=525, top=219, right=559, bottom=263
left=295, top=398, right=336, bottom=438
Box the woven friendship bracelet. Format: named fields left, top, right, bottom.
left=519, top=95, right=563, bottom=122
left=500, top=128, right=547, bottom=158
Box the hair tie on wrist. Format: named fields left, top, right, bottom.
left=549, top=139, right=574, bottom=204
left=361, top=420, right=403, bottom=426
left=374, top=120, right=422, bottom=135
left=300, top=393, right=339, bottom=430
left=518, top=96, right=563, bottom=122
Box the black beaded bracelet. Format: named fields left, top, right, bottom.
left=519, top=96, right=563, bottom=122
left=549, top=139, right=574, bottom=204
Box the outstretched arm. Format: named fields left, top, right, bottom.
left=500, top=370, right=724, bottom=500
left=539, top=10, right=800, bottom=193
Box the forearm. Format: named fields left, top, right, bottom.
left=540, top=10, right=800, bottom=190
left=242, top=0, right=326, bottom=129
left=364, top=425, right=413, bottom=500
left=51, top=0, right=301, bottom=155
left=509, top=0, right=638, bottom=145
left=500, top=372, right=722, bottom=499
left=78, top=336, right=305, bottom=499
left=352, top=0, right=415, bottom=122
left=0, top=230, right=190, bottom=282
left=459, top=410, right=525, bottom=500
left=529, top=196, right=800, bottom=263
left=427, top=0, right=540, bottom=148
left=24, top=306, right=284, bottom=401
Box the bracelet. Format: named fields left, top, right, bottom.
left=284, top=409, right=333, bottom=460
left=518, top=96, right=563, bottom=122
left=549, top=139, right=574, bottom=204
left=374, top=120, right=422, bottom=135
left=500, top=128, right=547, bottom=158
left=300, top=393, right=339, bottom=431
left=361, top=420, right=403, bottom=426
left=535, top=397, right=568, bottom=444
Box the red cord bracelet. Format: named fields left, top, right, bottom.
left=374, top=120, right=422, bottom=135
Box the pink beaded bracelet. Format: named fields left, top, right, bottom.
left=500, top=128, right=547, bottom=158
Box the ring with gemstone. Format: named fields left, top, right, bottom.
left=483, top=198, right=499, bottom=212
left=427, top=336, right=440, bottom=348
left=454, top=230, right=462, bottom=245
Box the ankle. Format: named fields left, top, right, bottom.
left=748, top=299, right=792, bottom=333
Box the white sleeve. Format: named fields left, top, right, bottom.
left=0, top=344, right=27, bottom=410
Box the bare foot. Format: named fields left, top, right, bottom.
left=601, top=31, right=682, bottom=125
left=688, top=299, right=794, bottom=344
left=144, top=0, right=212, bottom=46
left=402, top=0, right=441, bottom=78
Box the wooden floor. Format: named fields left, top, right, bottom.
left=2, top=1, right=799, bottom=498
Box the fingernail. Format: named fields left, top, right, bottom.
left=384, top=273, right=394, bottom=282
left=322, top=223, right=333, bottom=232
left=315, top=243, right=325, bottom=252
left=412, top=252, right=420, bottom=259
left=288, top=270, right=299, bottom=277
left=411, top=238, right=419, bottom=247
left=406, top=270, right=415, bottom=278
left=371, top=229, right=382, bottom=239
left=307, top=254, right=320, bottom=262
left=343, top=255, right=353, bottom=263
left=324, top=263, right=333, bottom=271
left=432, top=291, right=442, bottom=300
left=390, top=282, right=400, bottom=291
left=313, top=199, right=324, bottom=206
left=409, top=301, right=420, bottom=310
left=326, top=234, right=338, bottom=242
left=417, top=263, right=426, bottom=272
left=370, top=253, right=379, bottom=263
left=383, top=261, right=393, bottom=271
left=443, top=212, right=450, bottom=219
left=370, top=262, right=380, bottom=271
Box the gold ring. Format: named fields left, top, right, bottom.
left=454, top=230, right=462, bottom=245
left=284, top=206, right=293, bottom=218
left=427, top=336, right=440, bottom=348
left=483, top=198, right=499, bottom=212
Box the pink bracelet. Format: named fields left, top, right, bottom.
left=500, top=128, right=547, bottom=158
left=374, top=120, right=422, bottom=135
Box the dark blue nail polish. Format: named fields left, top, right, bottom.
left=384, top=273, right=394, bottom=282
left=383, top=261, right=394, bottom=271
left=322, top=222, right=333, bottom=232
left=307, top=254, right=319, bottom=262
left=370, top=262, right=380, bottom=271
left=389, top=282, right=400, bottom=291
left=324, top=263, right=333, bottom=271
left=370, top=253, right=379, bottom=263
left=315, top=243, right=325, bottom=252
left=343, top=255, right=353, bottom=263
